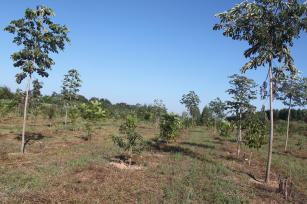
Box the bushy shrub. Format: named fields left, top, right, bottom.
left=159, top=113, right=181, bottom=142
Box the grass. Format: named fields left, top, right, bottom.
left=0, top=116, right=306, bottom=203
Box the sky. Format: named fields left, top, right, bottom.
left=0, top=0, right=306, bottom=114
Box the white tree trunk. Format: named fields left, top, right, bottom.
left=265, top=61, right=274, bottom=183
left=21, top=75, right=32, bottom=154
left=285, top=102, right=291, bottom=152
left=64, top=103, right=68, bottom=125
left=237, top=110, right=242, bottom=157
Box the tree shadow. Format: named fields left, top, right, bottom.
left=147, top=140, right=215, bottom=164
left=180, top=142, right=215, bottom=149
left=15, top=132, right=48, bottom=147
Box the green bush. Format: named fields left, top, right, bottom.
left=159, top=113, right=181, bottom=142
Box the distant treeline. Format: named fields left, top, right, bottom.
left=1, top=86, right=306, bottom=122
left=0, top=86, right=166, bottom=121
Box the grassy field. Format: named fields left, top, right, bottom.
left=0, top=116, right=306, bottom=203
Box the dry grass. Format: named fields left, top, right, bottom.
left=0, top=116, right=306, bottom=203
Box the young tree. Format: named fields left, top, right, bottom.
left=242, top=113, right=267, bottom=166
left=153, top=99, right=166, bottom=128
left=79, top=101, right=106, bottom=141
left=201, top=106, right=213, bottom=126
left=209, top=97, right=226, bottom=131
left=61, top=69, right=82, bottom=125
left=180, top=91, right=201, bottom=125
left=213, top=0, right=306, bottom=183
left=277, top=74, right=307, bottom=151
left=159, top=113, right=181, bottom=143
left=4, top=5, right=70, bottom=154
left=30, top=79, right=43, bottom=117
left=226, top=74, right=257, bottom=157
left=112, top=114, right=144, bottom=166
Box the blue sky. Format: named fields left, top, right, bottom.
left=0, top=0, right=306, bottom=113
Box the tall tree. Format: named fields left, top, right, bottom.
left=209, top=97, right=226, bottom=131
left=61, top=69, right=82, bottom=125
left=277, top=74, right=307, bottom=151
left=180, top=91, right=201, bottom=125
left=226, top=74, right=257, bottom=157
left=214, top=0, right=306, bottom=183
left=4, top=5, right=70, bottom=154
left=152, top=99, right=167, bottom=128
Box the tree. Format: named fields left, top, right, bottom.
left=213, top=0, right=306, bottom=183
left=201, top=106, right=213, bottom=125
left=180, top=91, right=201, bottom=125
left=242, top=113, right=267, bottom=166
left=209, top=97, right=226, bottom=131
left=4, top=5, right=70, bottom=154
left=153, top=99, right=166, bottom=128
left=112, top=114, right=144, bottom=166
left=61, top=69, right=82, bottom=125
left=30, top=79, right=43, bottom=117
left=79, top=101, right=106, bottom=141
left=226, top=74, right=257, bottom=157
left=277, top=74, right=307, bottom=151
left=159, top=113, right=181, bottom=143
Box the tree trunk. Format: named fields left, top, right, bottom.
left=21, top=75, right=32, bottom=154
left=64, top=103, right=68, bottom=125
left=265, top=61, right=274, bottom=184
left=249, top=151, right=252, bottom=166
left=285, top=101, right=291, bottom=152
left=237, top=110, right=242, bottom=157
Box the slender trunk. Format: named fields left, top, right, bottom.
left=237, top=110, right=242, bottom=157
left=64, top=103, right=68, bottom=125
left=129, top=147, right=132, bottom=166
left=265, top=60, right=274, bottom=184
left=214, top=118, right=217, bottom=133
left=249, top=151, right=252, bottom=166
left=285, top=101, right=291, bottom=152
left=21, top=75, right=32, bottom=154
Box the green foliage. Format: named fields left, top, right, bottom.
left=226, top=74, right=257, bottom=116
left=61, top=69, right=82, bottom=103
left=180, top=91, right=201, bottom=123
left=218, top=120, right=234, bottom=137
left=41, top=103, right=57, bottom=119
left=112, top=114, right=144, bottom=155
left=0, top=87, right=14, bottom=100
left=213, top=0, right=306, bottom=74
left=0, top=100, right=17, bottom=117
left=182, top=117, right=193, bottom=129
left=4, top=5, right=70, bottom=83
left=242, top=114, right=267, bottom=150
left=143, top=111, right=152, bottom=121
left=209, top=97, right=226, bottom=120
left=160, top=113, right=181, bottom=142
left=79, top=101, right=106, bottom=140
left=277, top=74, right=307, bottom=107
left=68, top=105, right=80, bottom=125
left=201, top=106, right=213, bottom=125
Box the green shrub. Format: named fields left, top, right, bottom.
left=159, top=113, right=181, bottom=142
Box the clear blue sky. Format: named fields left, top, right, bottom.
left=0, top=0, right=306, bottom=113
